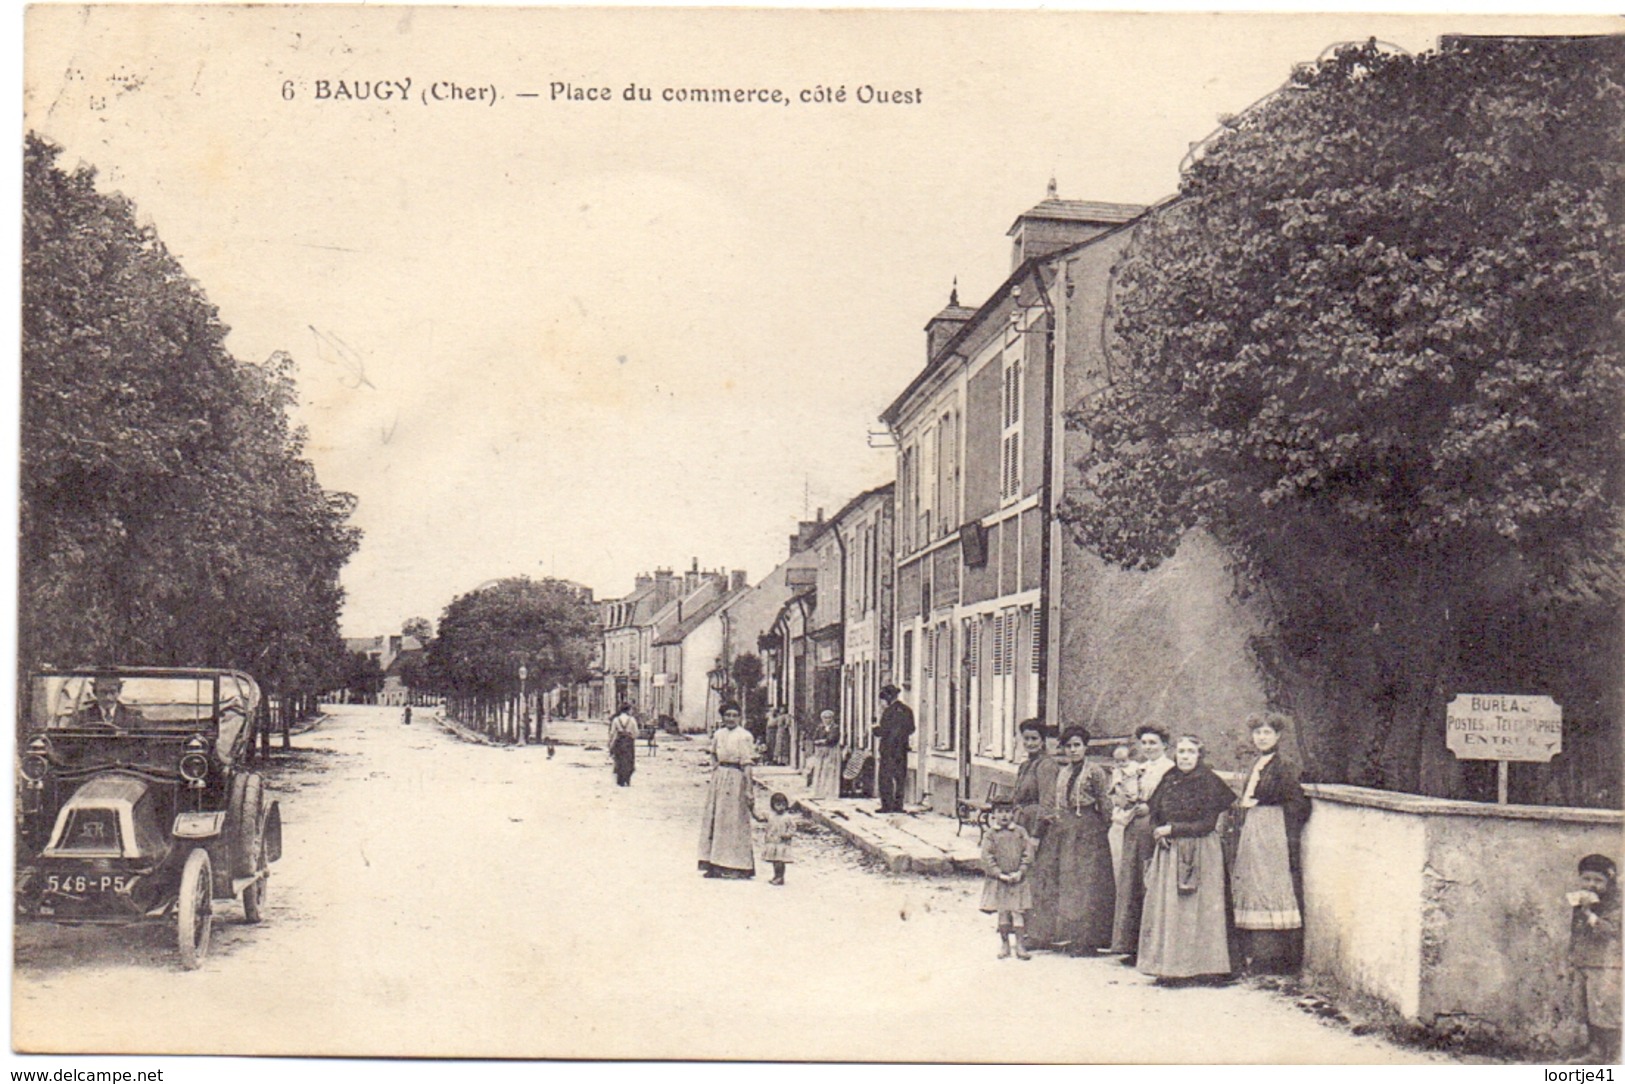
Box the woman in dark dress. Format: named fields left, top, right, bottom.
left=1231, top=712, right=1310, bottom=974
left=1048, top=726, right=1116, bottom=955
left=1012, top=720, right=1062, bottom=947
left=1138, top=735, right=1237, bottom=982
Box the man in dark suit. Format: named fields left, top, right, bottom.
left=872, top=685, right=915, bottom=814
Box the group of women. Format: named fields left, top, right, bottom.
left=1009, top=713, right=1310, bottom=983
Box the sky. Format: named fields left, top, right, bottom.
left=21, top=5, right=1613, bottom=638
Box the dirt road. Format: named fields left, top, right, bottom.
left=13, top=704, right=1446, bottom=1063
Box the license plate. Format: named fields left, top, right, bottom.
left=44, top=873, right=131, bottom=895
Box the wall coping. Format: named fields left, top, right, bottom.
left=1305, top=781, right=1622, bottom=825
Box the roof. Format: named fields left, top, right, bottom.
left=652, top=589, right=744, bottom=647
left=1006, top=198, right=1145, bottom=236
left=924, top=303, right=978, bottom=330
left=880, top=213, right=1152, bottom=427
left=799, top=481, right=896, bottom=547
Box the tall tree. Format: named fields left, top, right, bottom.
left=21, top=134, right=360, bottom=695
left=424, top=577, right=597, bottom=700
left=401, top=616, right=434, bottom=643
left=1065, top=38, right=1624, bottom=804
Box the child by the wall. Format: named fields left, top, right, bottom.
left=1570, top=853, right=1622, bottom=1062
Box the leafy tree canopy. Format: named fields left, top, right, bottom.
left=424, top=577, right=598, bottom=699
left=1065, top=38, right=1624, bottom=801
left=21, top=134, right=360, bottom=694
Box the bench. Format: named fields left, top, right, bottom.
left=955, top=781, right=1015, bottom=841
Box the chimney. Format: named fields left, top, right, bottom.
left=925, top=279, right=975, bottom=362
left=634, top=573, right=653, bottom=590
left=790, top=513, right=828, bottom=555
left=731, top=570, right=748, bottom=592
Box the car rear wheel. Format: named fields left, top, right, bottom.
left=177, top=847, right=213, bottom=970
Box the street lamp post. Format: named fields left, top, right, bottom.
left=518, top=664, right=529, bottom=745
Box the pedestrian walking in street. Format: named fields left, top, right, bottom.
left=759, top=792, right=796, bottom=886
left=873, top=685, right=915, bottom=813
left=608, top=703, right=639, bottom=787
left=1138, top=735, right=1237, bottom=984
left=980, top=801, right=1037, bottom=960
left=1048, top=726, right=1117, bottom=955
left=1012, top=720, right=1061, bottom=947
left=1568, top=853, right=1621, bottom=1062
left=402, top=705, right=412, bottom=726
left=1111, top=725, right=1174, bottom=964
left=697, top=701, right=757, bottom=879
left=809, top=709, right=842, bottom=800
left=1230, top=713, right=1310, bottom=975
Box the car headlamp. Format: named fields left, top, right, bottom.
left=19, top=754, right=49, bottom=783
left=179, top=752, right=210, bottom=783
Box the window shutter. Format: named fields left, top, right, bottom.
left=1031, top=605, right=1043, bottom=673
left=1009, top=432, right=1020, bottom=496
left=1004, top=610, right=1017, bottom=677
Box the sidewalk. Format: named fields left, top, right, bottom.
left=752, top=765, right=983, bottom=875
left=436, top=712, right=978, bottom=874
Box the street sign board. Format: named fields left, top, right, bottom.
left=1445, top=694, right=1563, bottom=763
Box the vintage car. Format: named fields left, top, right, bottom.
left=16, top=667, right=282, bottom=969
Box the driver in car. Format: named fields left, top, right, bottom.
left=83, top=676, right=127, bottom=726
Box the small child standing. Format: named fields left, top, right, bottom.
left=1569, top=854, right=1622, bottom=1062
left=981, top=801, right=1038, bottom=960
left=760, top=792, right=797, bottom=886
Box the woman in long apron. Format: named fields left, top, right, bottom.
left=1049, top=726, right=1117, bottom=955
left=697, top=701, right=757, bottom=879
left=1138, top=735, right=1236, bottom=982
left=809, top=710, right=842, bottom=800
left=607, top=703, right=639, bottom=787
left=1230, top=713, right=1310, bottom=973
left=1012, top=720, right=1061, bottom=947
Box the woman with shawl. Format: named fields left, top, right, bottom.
left=1231, top=713, right=1310, bottom=974
left=1138, top=734, right=1237, bottom=982
left=1048, top=726, right=1117, bottom=954
left=1013, top=719, right=1062, bottom=946
left=697, top=701, right=757, bottom=879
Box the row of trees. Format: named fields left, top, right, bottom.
left=21, top=135, right=361, bottom=705
left=422, top=577, right=599, bottom=738
left=1066, top=38, right=1623, bottom=805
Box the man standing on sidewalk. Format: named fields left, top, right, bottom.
left=873, top=685, right=915, bottom=814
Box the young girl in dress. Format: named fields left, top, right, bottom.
left=981, top=800, right=1038, bottom=959
left=760, top=792, right=797, bottom=886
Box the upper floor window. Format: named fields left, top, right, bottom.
left=1001, top=358, right=1023, bottom=502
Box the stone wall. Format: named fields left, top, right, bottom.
left=1303, top=783, right=1624, bottom=1055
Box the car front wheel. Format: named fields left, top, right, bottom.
left=177, top=847, right=213, bottom=970
left=241, top=804, right=269, bottom=924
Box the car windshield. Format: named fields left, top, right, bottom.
left=30, top=675, right=219, bottom=731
